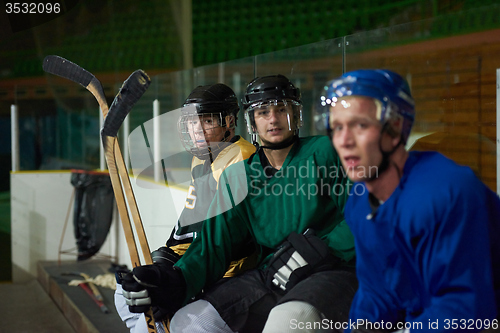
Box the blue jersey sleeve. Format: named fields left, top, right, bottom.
left=409, top=172, right=498, bottom=329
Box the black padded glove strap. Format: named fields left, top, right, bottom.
left=148, top=246, right=182, bottom=320
left=151, top=246, right=181, bottom=266
left=287, top=232, right=334, bottom=268
left=266, top=231, right=339, bottom=292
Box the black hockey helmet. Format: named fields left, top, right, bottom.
left=182, top=83, right=239, bottom=121
left=178, top=83, right=239, bottom=160
left=242, top=75, right=303, bottom=141
left=242, top=74, right=301, bottom=110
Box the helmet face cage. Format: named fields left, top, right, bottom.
left=244, top=99, right=303, bottom=136
left=324, top=69, right=415, bottom=143
left=177, top=104, right=233, bottom=160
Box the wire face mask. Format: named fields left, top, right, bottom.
left=177, top=104, right=233, bottom=160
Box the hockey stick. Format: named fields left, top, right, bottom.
left=43, top=55, right=154, bottom=266
left=61, top=272, right=110, bottom=313
left=43, top=56, right=164, bottom=333
left=79, top=282, right=110, bottom=313
left=79, top=272, right=104, bottom=302
left=101, top=70, right=154, bottom=265
left=102, top=70, right=174, bottom=333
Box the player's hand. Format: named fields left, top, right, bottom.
left=121, top=270, right=151, bottom=313
left=149, top=246, right=182, bottom=320
left=122, top=262, right=186, bottom=314
left=266, top=230, right=340, bottom=291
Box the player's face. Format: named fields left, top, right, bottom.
left=329, top=96, right=384, bottom=183
left=186, top=114, right=225, bottom=148
left=253, top=102, right=295, bottom=145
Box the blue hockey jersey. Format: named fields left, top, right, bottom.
left=345, top=151, right=500, bottom=332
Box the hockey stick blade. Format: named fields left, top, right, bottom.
left=43, top=55, right=108, bottom=114
left=102, top=70, right=151, bottom=138
left=43, top=55, right=94, bottom=87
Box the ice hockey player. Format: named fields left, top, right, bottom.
left=327, top=69, right=500, bottom=332
left=115, top=83, right=256, bottom=333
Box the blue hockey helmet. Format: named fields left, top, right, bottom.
left=323, top=69, right=415, bottom=144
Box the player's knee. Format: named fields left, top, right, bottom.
left=263, top=301, right=325, bottom=333
left=170, top=300, right=234, bottom=333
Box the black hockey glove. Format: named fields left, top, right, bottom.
left=151, top=246, right=181, bottom=321
left=121, top=261, right=186, bottom=315
left=266, top=230, right=340, bottom=292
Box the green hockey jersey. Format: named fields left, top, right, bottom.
left=175, top=135, right=355, bottom=302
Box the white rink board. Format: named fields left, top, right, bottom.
left=10, top=171, right=186, bottom=282
left=118, top=176, right=186, bottom=267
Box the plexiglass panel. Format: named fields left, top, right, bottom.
left=22, top=15, right=498, bottom=193
left=345, top=19, right=497, bottom=191
left=255, top=38, right=345, bottom=138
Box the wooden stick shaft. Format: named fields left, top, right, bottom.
left=112, top=139, right=171, bottom=331
left=114, top=140, right=153, bottom=264
left=102, top=136, right=158, bottom=333
left=87, top=80, right=109, bottom=117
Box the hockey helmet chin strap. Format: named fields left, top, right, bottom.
left=367, top=122, right=403, bottom=182
left=247, top=134, right=298, bottom=165
left=366, top=124, right=404, bottom=220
